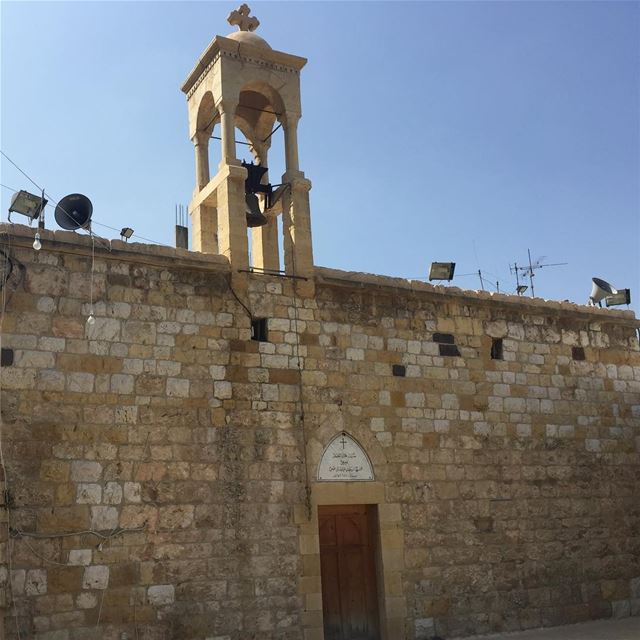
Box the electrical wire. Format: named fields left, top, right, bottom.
left=1, top=149, right=175, bottom=248
left=0, top=228, right=22, bottom=639
left=10, top=525, right=147, bottom=541
left=288, top=232, right=312, bottom=520
left=89, top=235, right=95, bottom=318
left=226, top=276, right=252, bottom=319
left=0, top=150, right=43, bottom=193
left=41, top=198, right=172, bottom=249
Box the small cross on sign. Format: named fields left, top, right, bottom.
left=339, top=435, right=348, bottom=450
left=227, top=4, right=260, bottom=32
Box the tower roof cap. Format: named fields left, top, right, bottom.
left=226, top=30, right=271, bottom=50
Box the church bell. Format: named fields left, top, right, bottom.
left=245, top=193, right=268, bottom=227
left=242, top=161, right=272, bottom=228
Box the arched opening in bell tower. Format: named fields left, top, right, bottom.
left=234, top=84, right=287, bottom=273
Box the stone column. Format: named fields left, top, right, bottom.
left=216, top=163, right=249, bottom=270
left=251, top=219, right=280, bottom=272
left=189, top=204, right=218, bottom=254
left=283, top=113, right=301, bottom=174
left=193, top=131, right=211, bottom=192
left=217, top=99, right=238, bottom=167
left=282, top=171, right=313, bottom=278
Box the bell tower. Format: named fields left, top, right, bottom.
left=181, top=4, right=314, bottom=278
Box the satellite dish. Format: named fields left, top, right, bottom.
left=590, top=277, right=617, bottom=305
left=54, top=193, right=93, bottom=230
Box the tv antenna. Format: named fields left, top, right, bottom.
left=510, top=249, right=567, bottom=297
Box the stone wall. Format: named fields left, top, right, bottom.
left=1, top=224, right=639, bottom=639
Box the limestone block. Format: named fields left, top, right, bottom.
left=214, top=381, right=232, bottom=399
left=1, top=367, right=37, bottom=390
left=76, top=592, right=98, bottom=609
left=122, top=321, right=156, bottom=345
left=76, top=484, right=102, bottom=504
left=114, top=406, right=137, bottom=424
left=67, top=372, right=95, bottom=393
left=88, top=317, right=121, bottom=341
left=415, top=617, right=435, bottom=640
left=110, top=374, right=134, bottom=394
left=3, top=334, right=38, bottom=349
left=40, top=461, right=70, bottom=482
left=158, top=505, right=194, bottom=529
left=25, top=569, right=47, bottom=596
left=83, top=565, right=109, bottom=590
left=103, top=482, right=123, bottom=505
left=612, top=599, right=631, bottom=618
left=38, top=337, right=67, bottom=353
left=68, top=550, right=92, bottom=566
left=167, top=377, right=190, bottom=397
left=71, top=461, right=102, bottom=483
left=148, top=584, right=175, bottom=606
left=90, top=506, right=119, bottom=530
left=516, top=424, right=532, bottom=437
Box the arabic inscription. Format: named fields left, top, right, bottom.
left=317, top=433, right=374, bottom=482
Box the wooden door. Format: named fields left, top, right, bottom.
left=318, top=505, right=380, bottom=640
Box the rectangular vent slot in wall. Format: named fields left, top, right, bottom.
left=433, top=332, right=460, bottom=357
left=439, top=344, right=461, bottom=357
left=491, top=338, right=503, bottom=360
left=251, top=318, right=269, bottom=342
left=1, top=348, right=14, bottom=367
left=572, top=346, right=586, bottom=361
left=392, top=364, right=406, bottom=377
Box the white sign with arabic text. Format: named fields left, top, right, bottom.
left=317, top=433, right=374, bottom=482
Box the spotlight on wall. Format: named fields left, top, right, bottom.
left=516, top=285, right=528, bottom=295
left=8, top=190, right=47, bottom=222
left=605, top=289, right=631, bottom=307
left=429, top=262, right=456, bottom=281
left=120, top=227, right=134, bottom=241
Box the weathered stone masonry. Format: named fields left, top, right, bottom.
left=0, top=224, right=639, bottom=639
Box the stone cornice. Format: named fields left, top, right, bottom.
left=314, top=266, right=640, bottom=327
left=181, top=35, right=307, bottom=99
left=4, top=223, right=636, bottom=327
left=0, top=223, right=230, bottom=274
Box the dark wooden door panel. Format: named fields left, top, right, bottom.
left=320, top=548, right=343, bottom=640
left=318, top=505, right=380, bottom=640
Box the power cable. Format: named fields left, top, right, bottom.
left=0, top=229, right=22, bottom=639
left=1, top=149, right=174, bottom=248
left=0, top=150, right=43, bottom=193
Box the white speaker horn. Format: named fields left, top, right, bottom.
left=589, top=277, right=617, bottom=306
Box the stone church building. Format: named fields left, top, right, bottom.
left=1, top=6, right=639, bottom=640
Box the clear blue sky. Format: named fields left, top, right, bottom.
left=1, top=1, right=638, bottom=310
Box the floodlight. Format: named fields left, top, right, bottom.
left=8, top=190, right=47, bottom=221
left=429, top=262, right=456, bottom=281
left=516, top=285, right=528, bottom=295
left=120, top=227, right=134, bottom=241
left=605, top=289, right=631, bottom=307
